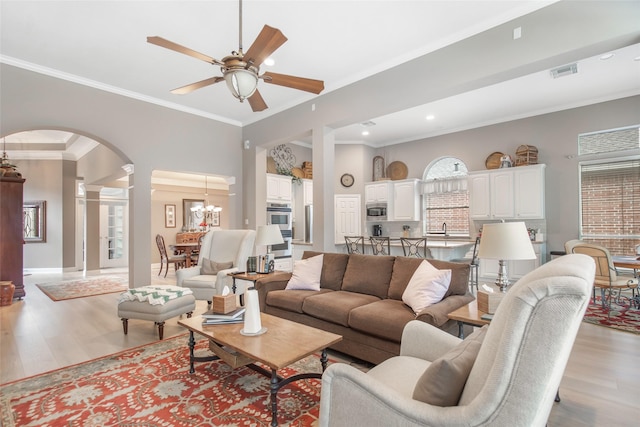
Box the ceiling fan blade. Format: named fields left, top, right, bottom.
left=248, top=89, right=268, bottom=112
left=262, top=72, right=324, bottom=94
left=243, top=25, right=287, bottom=67
left=147, top=36, right=221, bottom=65
left=170, top=76, right=224, bottom=94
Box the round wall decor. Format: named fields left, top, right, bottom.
left=340, top=173, right=355, bottom=187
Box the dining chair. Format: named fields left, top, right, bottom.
left=451, top=236, right=480, bottom=293
left=156, top=234, right=187, bottom=278
left=344, top=236, right=365, bottom=254
left=190, top=233, right=205, bottom=265
left=370, top=236, right=391, bottom=256
left=571, top=242, right=637, bottom=317
left=400, top=237, right=430, bottom=258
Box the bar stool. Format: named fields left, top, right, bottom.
left=400, top=237, right=431, bottom=258
left=451, top=237, right=480, bottom=293
left=345, top=236, right=365, bottom=254
left=370, top=237, right=391, bottom=255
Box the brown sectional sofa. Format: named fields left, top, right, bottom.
left=254, top=251, right=474, bottom=365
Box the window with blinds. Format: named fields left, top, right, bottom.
left=580, top=158, right=640, bottom=255
left=422, top=157, right=469, bottom=235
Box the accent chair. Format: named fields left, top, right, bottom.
left=319, top=254, right=595, bottom=427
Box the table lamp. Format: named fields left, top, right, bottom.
left=477, top=221, right=536, bottom=292
left=256, top=224, right=284, bottom=253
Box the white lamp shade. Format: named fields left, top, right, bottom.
left=478, top=222, right=536, bottom=260
left=256, top=224, right=284, bottom=246
left=224, top=69, right=258, bottom=100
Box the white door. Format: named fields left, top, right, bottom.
left=335, top=195, right=361, bottom=244
left=100, top=201, right=128, bottom=268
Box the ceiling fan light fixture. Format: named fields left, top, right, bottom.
left=224, top=68, right=258, bottom=101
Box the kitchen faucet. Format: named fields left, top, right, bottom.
left=442, top=222, right=447, bottom=235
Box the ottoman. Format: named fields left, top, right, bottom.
left=118, top=286, right=196, bottom=340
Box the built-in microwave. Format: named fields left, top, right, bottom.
left=366, top=203, right=387, bottom=221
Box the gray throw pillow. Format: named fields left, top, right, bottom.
left=201, top=258, right=233, bottom=275
left=412, top=326, right=487, bottom=406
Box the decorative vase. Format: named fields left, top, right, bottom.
left=0, top=281, right=15, bottom=306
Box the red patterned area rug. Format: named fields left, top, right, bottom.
left=36, top=275, right=129, bottom=301
left=0, top=335, right=326, bottom=426
left=582, top=295, right=640, bottom=334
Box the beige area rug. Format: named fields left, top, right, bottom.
left=36, top=275, right=129, bottom=301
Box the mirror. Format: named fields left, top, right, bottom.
left=182, top=199, right=204, bottom=231
left=23, top=200, right=46, bottom=243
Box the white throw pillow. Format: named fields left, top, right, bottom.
left=285, top=254, right=324, bottom=291
left=402, top=260, right=452, bottom=315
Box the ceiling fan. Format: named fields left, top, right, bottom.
left=147, top=0, right=324, bottom=112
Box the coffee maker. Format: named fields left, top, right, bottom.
left=372, top=224, right=383, bottom=236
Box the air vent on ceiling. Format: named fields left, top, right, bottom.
left=550, top=63, right=578, bottom=79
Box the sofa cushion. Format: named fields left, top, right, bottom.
left=201, top=259, right=233, bottom=275
left=389, top=257, right=469, bottom=300
left=341, top=254, right=395, bottom=298
left=402, top=260, right=452, bottom=315
left=266, top=288, right=333, bottom=313
left=413, top=326, right=487, bottom=406
left=302, top=290, right=380, bottom=327
left=302, top=251, right=350, bottom=291
left=349, top=299, right=416, bottom=342
left=429, top=259, right=470, bottom=297
left=388, top=257, right=424, bottom=300
left=286, top=254, right=324, bottom=290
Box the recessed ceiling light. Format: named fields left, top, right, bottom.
left=599, top=53, right=615, bottom=60
left=426, top=115, right=435, bottom=121
left=362, top=130, right=370, bottom=136
left=634, top=56, right=640, bottom=61
left=264, top=57, right=275, bottom=66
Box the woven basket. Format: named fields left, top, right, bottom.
left=515, top=145, right=538, bottom=166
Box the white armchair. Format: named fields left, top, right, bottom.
left=319, top=254, right=595, bottom=427
left=176, top=229, right=255, bottom=304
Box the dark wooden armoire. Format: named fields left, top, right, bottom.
left=0, top=175, right=26, bottom=298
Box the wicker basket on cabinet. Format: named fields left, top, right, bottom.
left=515, top=145, right=538, bottom=166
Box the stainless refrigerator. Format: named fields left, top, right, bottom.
left=304, top=205, right=313, bottom=243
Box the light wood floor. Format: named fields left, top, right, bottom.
left=1, top=267, right=639, bottom=426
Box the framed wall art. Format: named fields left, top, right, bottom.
left=211, top=210, right=220, bottom=227
left=165, top=204, right=176, bottom=228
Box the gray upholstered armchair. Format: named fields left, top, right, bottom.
left=319, top=254, right=595, bottom=427
left=176, top=229, right=255, bottom=303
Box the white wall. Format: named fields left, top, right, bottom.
left=17, top=160, right=63, bottom=269
left=1, top=64, right=243, bottom=286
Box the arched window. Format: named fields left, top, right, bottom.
left=422, top=157, right=469, bottom=235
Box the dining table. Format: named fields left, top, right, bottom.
left=171, top=242, right=200, bottom=268
left=612, top=255, right=640, bottom=278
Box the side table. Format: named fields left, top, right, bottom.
left=227, top=271, right=279, bottom=305
left=447, top=299, right=490, bottom=339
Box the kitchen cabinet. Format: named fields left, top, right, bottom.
left=365, top=182, right=392, bottom=203
left=266, top=173, right=292, bottom=203
left=393, top=179, right=421, bottom=221
left=514, top=165, right=545, bottom=218
left=302, top=180, right=313, bottom=206
left=469, top=164, right=545, bottom=219
left=479, top=242, right=546, bottom=281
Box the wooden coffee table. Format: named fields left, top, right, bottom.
left=178, top=313, right=342, bottom=426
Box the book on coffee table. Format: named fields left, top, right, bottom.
left=202, top=315, right=245, bottom=325
left=202, top=307, right=245, bottom=320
